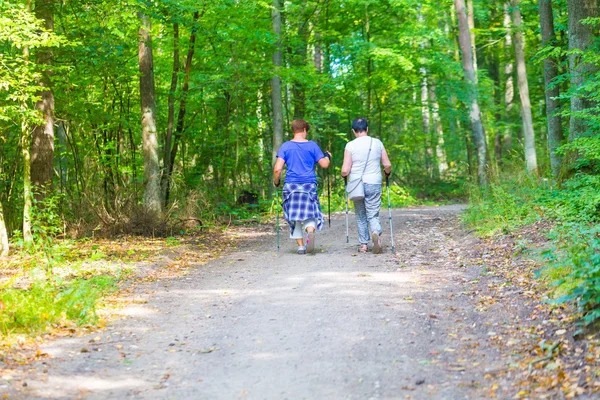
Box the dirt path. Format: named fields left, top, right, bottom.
left=5, top=205, right=524, bottom=399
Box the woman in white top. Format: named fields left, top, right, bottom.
left=341, top=118, right=392, bottom=253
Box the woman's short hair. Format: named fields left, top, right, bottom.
left=291, top=119, right=309, bottom=133
left=352, top=118, right=368, bottom=132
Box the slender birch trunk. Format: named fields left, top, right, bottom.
left=455, top=0, right=487, bottom=185
left=511, top=0, right=538, bottom=174
left=502, top=4, right=515, bottom=156
left=430, top=84, right=448, bottom=176
left=539, top=0, right=563, bottom=177
left=365, top=4, right=372, bottom=117
left=467, top=0, right=478, bottom=78
left=22, top=0, right=33, bottom=245
left=421, top=68, right=431, bottom=172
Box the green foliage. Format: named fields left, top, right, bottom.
left=0, top=275, right=117, bottom=336
left=463, top=174, right=543, bottom=236
left=544, top=224, right=600, bottom=326
left=466, top=173, right=600, bottom=325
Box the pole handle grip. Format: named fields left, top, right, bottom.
left=386, top=175, right=389, bottom=187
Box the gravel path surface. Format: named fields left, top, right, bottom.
left=6, top=205, right=515, bottom=399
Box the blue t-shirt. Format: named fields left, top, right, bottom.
left=276, top=140, right=325, bottom=184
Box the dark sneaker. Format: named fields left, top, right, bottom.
left=297, top=246, right=306, bottom=255
left=371, top=232, right=382, bottom=254
left=306, top=231, right=316, bottom=254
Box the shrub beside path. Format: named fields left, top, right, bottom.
left=2, top=205, right=597, bottom=399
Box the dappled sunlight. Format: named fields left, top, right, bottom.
left=29, top=375, right=149, bottom=398
left=114, top=304, right=157, bottom=317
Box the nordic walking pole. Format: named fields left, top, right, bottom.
left=344, top=176, right=349, bottom=243
left=276, top=188, right=280, bottom=252
left=327, top=168, right=331, bottom=228
left=386, top=174, right=395, bottom=254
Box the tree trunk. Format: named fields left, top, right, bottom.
left=455, top=0, right=487, bottom=185
left=138, top=13, right=161, bottom=218
left=22, top=3, right=33, bottom=245
left=511, top=0, right=538, bottom=174
left=539, top=0, right=563, bottom=177
left=430, top=84, right=448, bottom=177
left=420, top=69, right=432, bottom=175
left=503, top=3, right=515, bottom=155
left=568, top=0, right=599, bottom=140
left=365, top=4, right=373, bottom=117
left=0, top=199, right=8, bottom=257
left=31, top=0, right=55, bottom=197
left=163, top=22, right=179, bottom=206
left=314, top=9, right=323, bottom=72
left=467, top=0, right=478, bottom=78
left=22, top=112, right=33, bottom=245
left=271, top=0, right=284, bottom=167
left=291, top=5, right=310, bottom=119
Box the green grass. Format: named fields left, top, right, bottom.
left=1, top=236, right=141, bottom=340
left=464, top=172, right=600, bottom=325
left=0, top=275, right=118, bottom=336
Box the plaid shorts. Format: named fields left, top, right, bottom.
left=282, top=183, right=324, bottom=235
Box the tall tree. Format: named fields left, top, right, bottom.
left=138, top=12, right=161, bottom=218
left=271, top=0, right=284, bottom=167
left=500, top=3, right=515, bottom=163
left=467, top=0, right=478, bottom=77
left=511, top=0, right=538, bottom=174
left=430, top=84, right=448, bottom=177
left=22, top=112, right=33, bottom=245
left=567, top=0, right=599, bottom=141
left=22, top=0, right=33, bottom=245
left=30, top=0, right=55, bottom=196
left=290, top=3, right=313, bottom=119
left=455, top=0, right=487, bottom=185
left=365, top=3, right=373, bottom=117
left=539, top=0, right=563, bottom=177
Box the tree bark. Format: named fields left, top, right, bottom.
left=22, top=1, right=33, bottom=245
left=420, top=69, right=432, bottom=175
left=365, top=4, right=373, bottom=117
left=22, top=112, right=33, bottom=245
left=503, top=3, right=515, bottom=155
left=430, top=84, right=448, bottom=177
left=511, top=0, right=538, bottom=174
left=291, top=5, right=310, bottom=119
left=0, top=199, right=8, bottom=257
left=31, top=0, right=55, bottom=196
left=467, top=0, right=478, bottom=78
left=271, top=0, right=284, bottom=168
left=567, top=0, right=599, bottom=140
left=455, top=0, right=487, bottom=185
left=138, top=13, right=161, bottom=218
left=539, top=0, right=563, bottom=177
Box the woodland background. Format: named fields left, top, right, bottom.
left=1, top=0, right=600, bottom=330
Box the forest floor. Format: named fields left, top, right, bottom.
left=1, top=205, right=599, bottom=399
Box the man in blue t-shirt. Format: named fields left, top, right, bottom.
left=273, top=119, right=331, bottom=254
